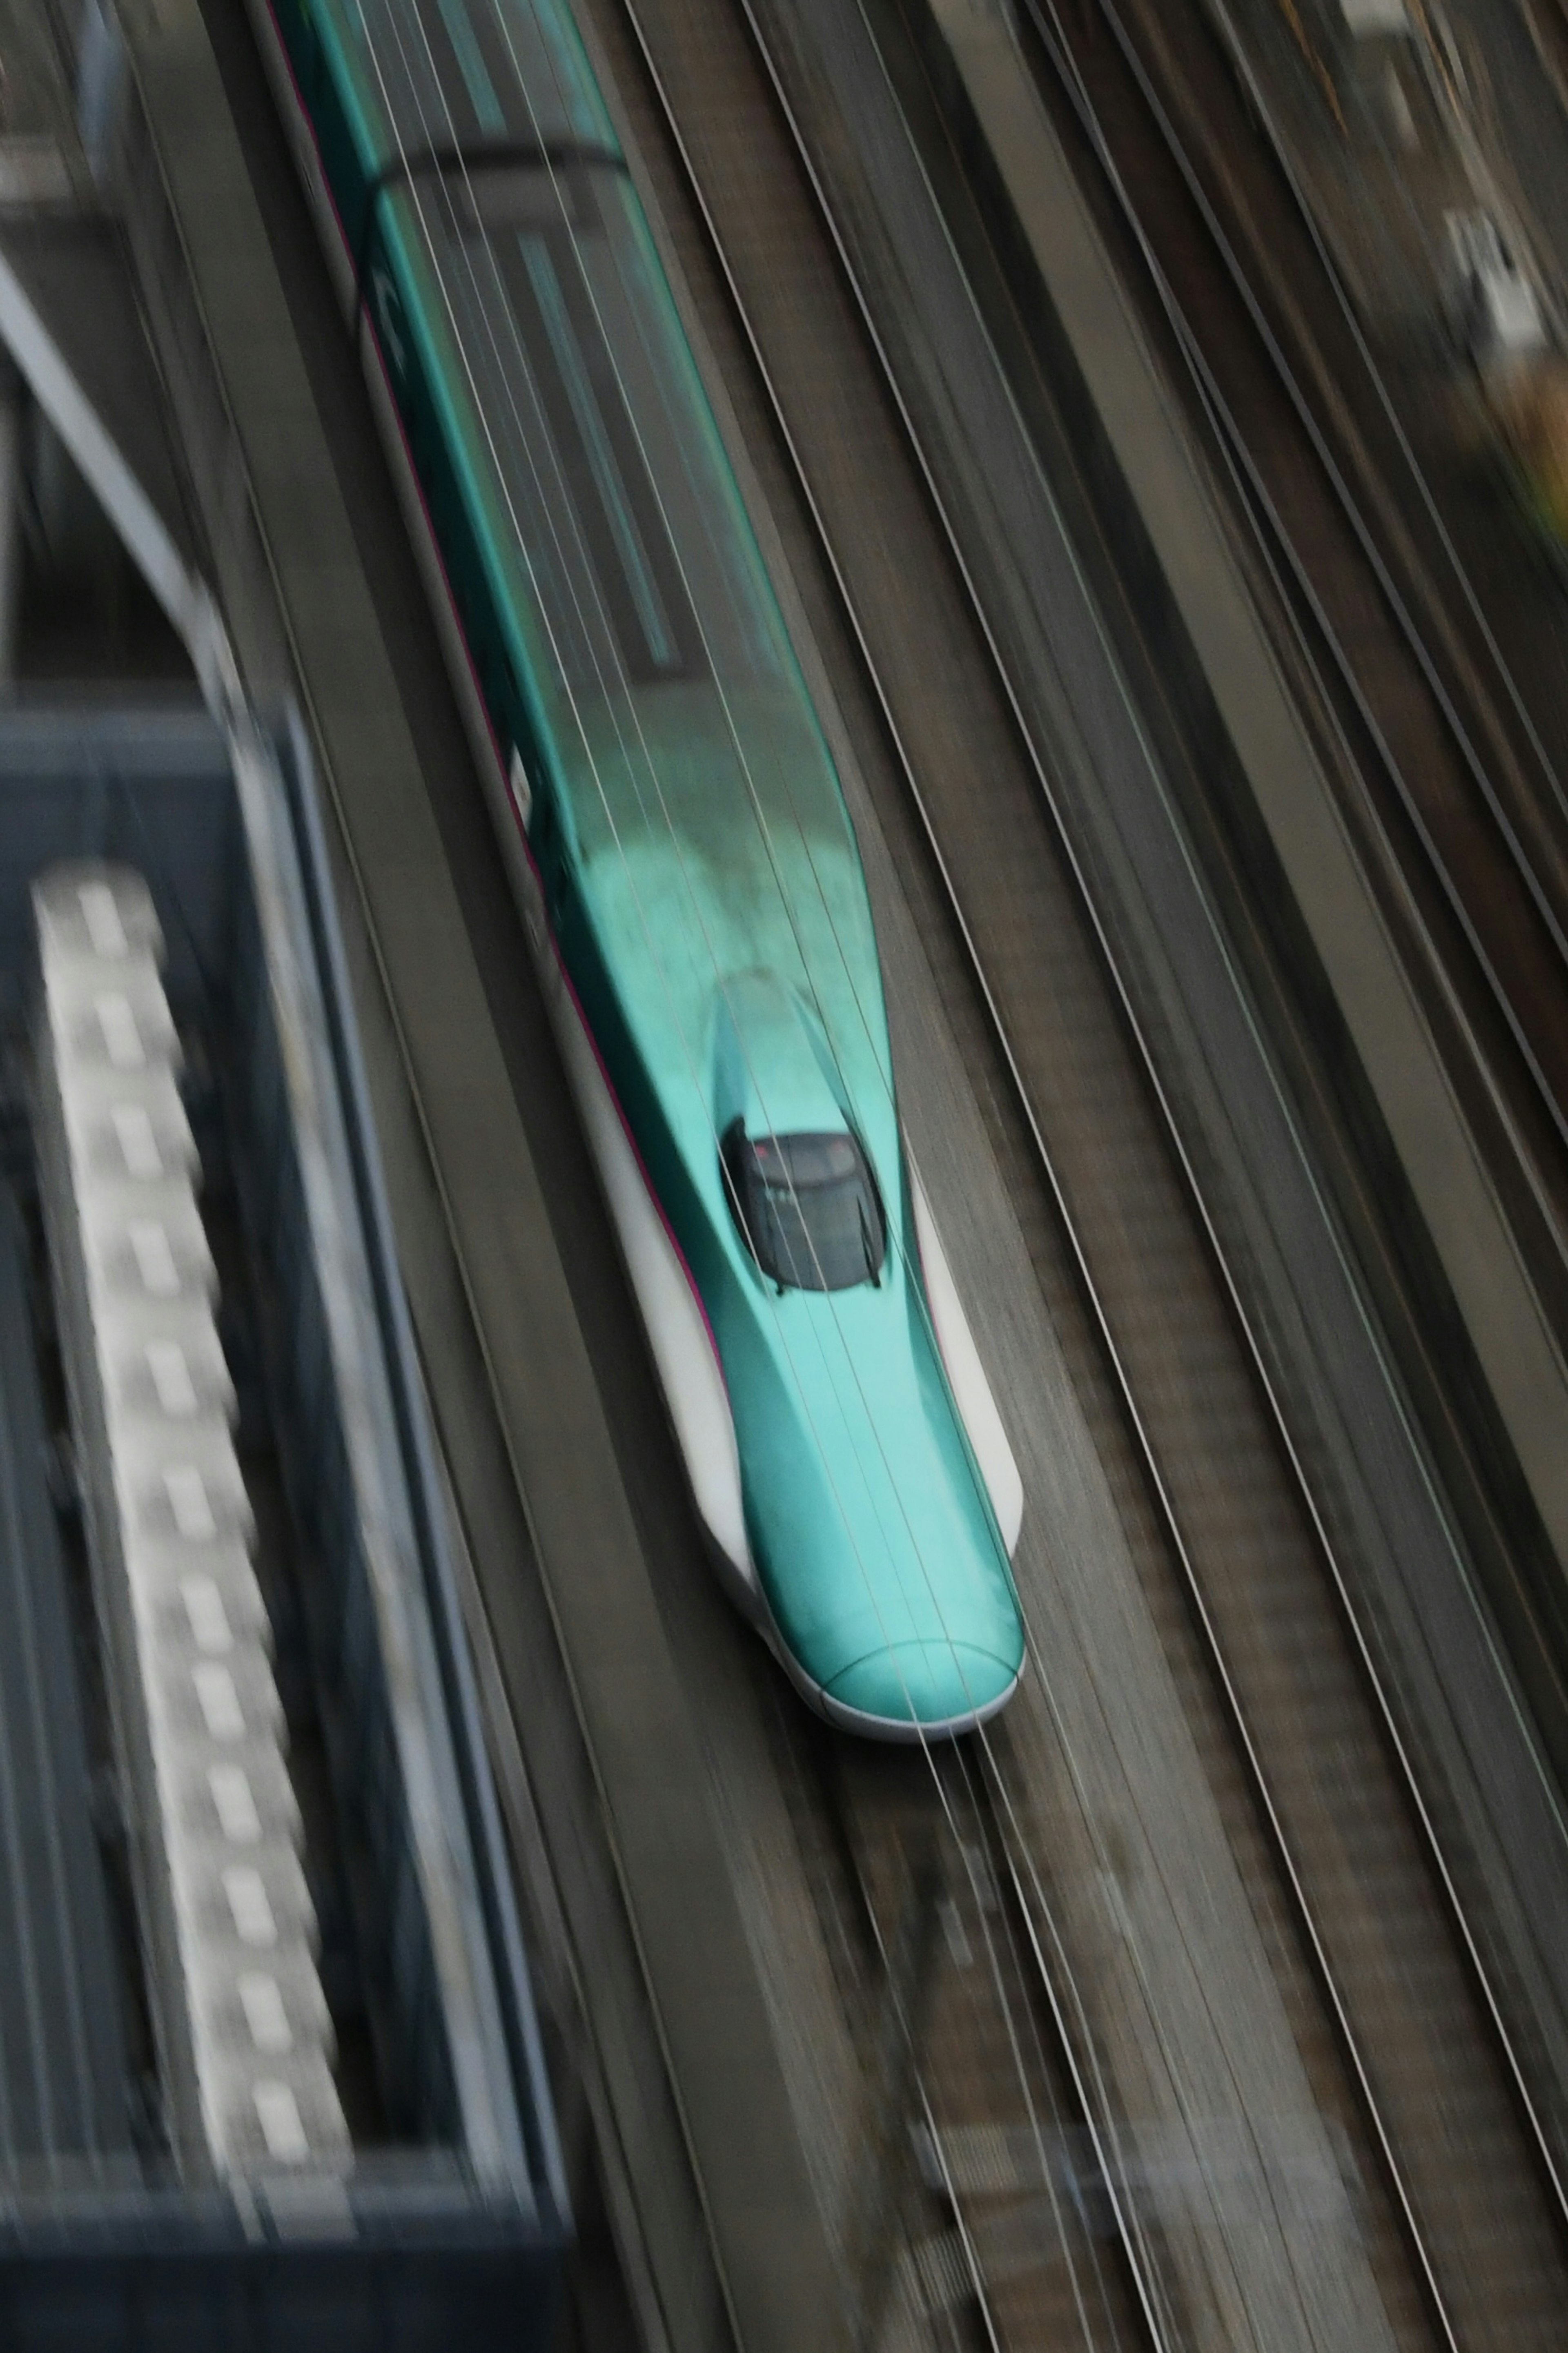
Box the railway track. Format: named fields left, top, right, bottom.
left=568, top=0, right=1568, bottom=2341
left=1017, top=0, right=1568, bottom=1334
left=781, top=1722, right=1161, bottom=2347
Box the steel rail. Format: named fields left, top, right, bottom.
left=1024, top=0, right=1568, bottom=1304
left=595, top=8, right=1176, bottom=2341
left=932, top=1744, right=1185, bottom=2347
left=1034, top=0, right=1568, bottom=1200
left=1009, top=12, right=1565, bottom=2237
left=810, top=1722, right=1170, bottom=2349
left=991, top=0, right=1568, bottom=2253
left=604, top=0, right=1568, bottom=2337
left=828, top=1750, right=1044, bottom=2353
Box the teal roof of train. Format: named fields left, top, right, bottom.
left=295, top=0, right=617, bottom=177
left=287, top=0, right=1025, bottom=1718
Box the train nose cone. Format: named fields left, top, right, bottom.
left=823, top=1641, right=1020, bottom=1734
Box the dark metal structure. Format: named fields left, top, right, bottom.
left=0, top=705, right=566, bottom=2348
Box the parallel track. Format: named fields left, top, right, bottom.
left=576, top=0, right=1568, bottom=2340
left=1024, top=0, right=1568, bottom=1324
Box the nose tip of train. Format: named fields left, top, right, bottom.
left=820, top=1640, right=1022, bottom=1740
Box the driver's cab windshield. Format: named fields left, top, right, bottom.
left=722, top=1124, right=886, bottom=1292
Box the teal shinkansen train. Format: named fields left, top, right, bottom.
left=252, top=0, right=1026, bottom=1734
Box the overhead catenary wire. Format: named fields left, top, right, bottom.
left=491, top=0, right=1232, bottom=2325
left=336, top=4, right=1422, bottom=2334
left=547, top=0, right=1314, bottom=2322
left=370, top=0, right=1568, bottom=2334
left=350, top=0, right=1005, bottom=1741
left=1024, top=0, right=1568, bottom=2238
left=1031, top=0, right=1568, bottom=1239
left=362, top=0, right=1050, bottom=1948
left=1041, top=0, right=1568, bottom=1193
left=343, top=70, right=1067, bottom=2275
left=1012, top=0, right=1568, bottom=1872
left=744, top=0, right=1568, bottom=2322
left=339, top=0, right=1149, bottom=2324
left=599, top=0, right=1360, bottom=2324
left=615, top=0, right=1568, bottom=2334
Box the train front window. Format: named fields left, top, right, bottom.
left=722, top=1125, right=886, bottom=1292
